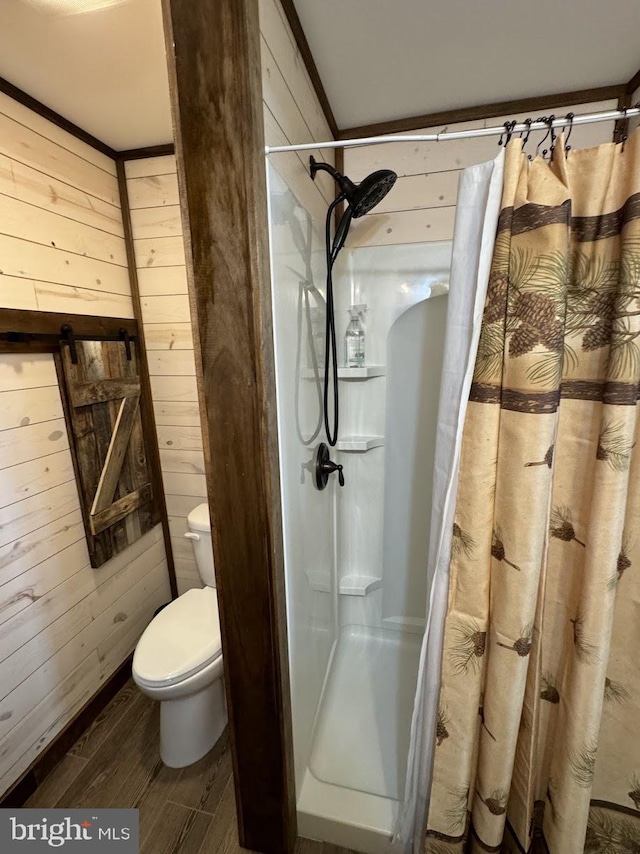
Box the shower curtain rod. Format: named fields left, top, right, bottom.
left=265, top=106, right=640, bottom=154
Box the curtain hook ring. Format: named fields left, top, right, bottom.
left=498, top=121, right=510, bottom=147
left=549, top=116, right=558, bottom=160
left=521, top=118, right=533, bottom=159
left=520, top=117, right=532, bottom=144
left=535, top=117, right=550, bottom=158
left=543, top=115, right=556, bottom=160
left=564, top=113, right=575, bottom=152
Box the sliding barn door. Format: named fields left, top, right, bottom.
left=58, top=338, right=160, bottom=567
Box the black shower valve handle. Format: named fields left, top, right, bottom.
left=322, top=458, right=345, bottom=487
left=315, top=442, right=345, bottom=489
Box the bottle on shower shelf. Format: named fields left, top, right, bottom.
left=345, top=304, right=366, bottom=368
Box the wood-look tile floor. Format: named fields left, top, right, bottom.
left=25, top=678, right=358, bottom=854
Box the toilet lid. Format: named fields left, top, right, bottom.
left=133, top=587, right=222, bottom=687
left=187, top=502, right=211, bottom=532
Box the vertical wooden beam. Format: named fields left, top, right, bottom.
left=116, top=160, right=179, bottom=600
left=160, top=1, right=296, bottom=853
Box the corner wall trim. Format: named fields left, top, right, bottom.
left=116, top=159, right=179, bottom=600
left=0, top=74, right=118, bottom=159
left=117, top=143, right=176, bottom=161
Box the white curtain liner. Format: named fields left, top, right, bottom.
left=395, top=149, right=506, bottom=851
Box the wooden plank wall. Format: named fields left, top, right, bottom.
left=124, top=0, right=336, bottom=596
left=0, top=91, right=132, bottom=316
left=124, top=154, right=204, bottom=596
left=344, top=98, right=620, bottom=249
left=0, top=92, right=171, bottom=795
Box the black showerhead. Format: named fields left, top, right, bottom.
left=350, top=169, right=397, bottom=216
left=309, top=156, right=396, bottom=217
left=310, top=155, right=396, bottom=448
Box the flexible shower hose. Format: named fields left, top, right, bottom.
left=323, top=195, right=352, bottom=446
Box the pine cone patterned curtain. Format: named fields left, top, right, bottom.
left=425, top=132, right=640, bottom=854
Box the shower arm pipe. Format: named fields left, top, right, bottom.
left=264, top=107, right=640, bottom=153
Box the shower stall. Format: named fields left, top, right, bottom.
left=267, top=162, right=452, bottom=853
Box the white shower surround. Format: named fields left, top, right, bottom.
left=268, top=152, right=504, bottom=852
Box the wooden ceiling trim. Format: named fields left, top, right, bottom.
left=337, top=84, right=627, bottom=139
left=116, top=143, right=176, bottom=161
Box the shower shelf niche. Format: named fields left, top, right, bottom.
left=305, top=569, right=382, bottom=597
left=301, top=365, right=386, bottom=380
left=339, top=575, right=382, bottom=596
left=335, top=436, right=384, bottom=452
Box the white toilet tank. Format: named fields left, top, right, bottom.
left=186, top=503, right=216, bottom=587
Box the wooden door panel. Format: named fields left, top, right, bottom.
left=90, top=394, right=141, bottom=516
left=58, top=339, right=158, bottom=567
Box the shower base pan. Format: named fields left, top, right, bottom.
left=298, top=625, right=421, bottom=854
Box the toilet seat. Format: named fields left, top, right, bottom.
left=133, top=587, right=222, bottom=688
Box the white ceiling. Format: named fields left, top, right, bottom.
left=0, top=0, right=171, bottom=150
left=294, top=0, right=640, bottom=130
left=0, top=0, right=639, bottom=151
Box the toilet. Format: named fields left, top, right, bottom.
left=132, top=503, right=226, bottom=768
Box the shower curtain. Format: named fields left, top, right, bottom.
left=398, top=150, right=505, bottom=851
left=422, top=133, right=640, bottom=854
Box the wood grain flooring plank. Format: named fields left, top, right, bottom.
left=104, top=697, right=184, bottom=842
left=196, top=777, right=250, bottom=854
left=321, top=844, right=363, bottom=854
left=167, top=728, right=231, bottom=815
left=295, top=840, right=320, bottom=854
left=68, top=680, right=138, bottom=760
left=24, top=754, right=88, bottom=808
left=135, top=754, right=182, bottom=847
left=141, top=801, right=212, bottom=854
left=295, top=838, right=363, bottom=853
left=24, top=679, right=363, bottom=854
left=57, top=691, right=156, bottom=808
left=296, top=841, right=362, bottom=854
